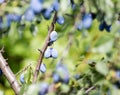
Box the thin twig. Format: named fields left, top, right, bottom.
left=0, top=46, right=4, bottom=53
left=38, top=49, right=42, bottom=53
left=32, top=12, right=57, bottom=83
left=85, top=85, right=96, bottom=94
left=58, top=9, right=81, bottom=64
left=59, top=33, right=73, bottom=63
left=15, top=63, right=32, bottom=77
left=0, top=51, right=20, bottom=95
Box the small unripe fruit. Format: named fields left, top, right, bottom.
left=20, top=74, right=25, bottom=84
left=50, top=31, right=58, bottom=42
left=40, top=63, right=46, bottom=73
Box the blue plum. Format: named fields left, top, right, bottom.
left=114, top=81, right=120, bottom=89
left=91, top=13, right=96, bottom=19
left=77, top=22, right=83, bottom=30
left=20, top=74, right=25, bottom=84
left=5, top=15, right=12, bottom=27
left=53, top=73, right=61, bottom=83
left=57, top=16, right=65, bottom=25
left=56, top=64, right=70, bottom=84
left=99, top=21, right=106, bottom=31
left=52, top=0, right=60, bottom=11
left=105, top=25, right=111, bottom=32
left=5, top=13, right=21, bottom=28
left=30, top=0, right=43, bottom=13
left=0, top=17, right=3, bottom=29
left=24, top=9, right=35, bottom=21
left=40, top=63, right=46, bottom=73
left=0, top=69, right=2, bottom=76
left=50, top=31, right=58, bottom=42
left=39, top=82, right=49, bottom=95
left=82, top=14, right=92, bottom=29
left=39, top=0, right=44, bottom=3
left=77, top=13, right=92, bottom=30
left=74, top=74, right=81, bottom=80
left=44, top=48, right=51, bottom=58
left=0, top=0, right=4, bottom=4
left=51, top=48, right=58, bottom=58
left=99, top=21, right=111, bottom=32
left=44, top=48, right=58, bottom=59
left=6, top=14, right=21, bottom=22
left=116, top=71, right=120, bottom=79
left=42, top=7, right=53, bottom=20
left=68, top=0, right=76, bottom=10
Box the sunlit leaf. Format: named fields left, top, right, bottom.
left=95, top=61, right=109, bottom=76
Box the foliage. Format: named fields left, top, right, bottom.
left=0, top=0, right=120, bottom=95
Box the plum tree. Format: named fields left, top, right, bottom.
left=0, top=0, right=120, bottom=95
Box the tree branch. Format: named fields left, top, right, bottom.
left=59, top=33, right=73, bottom=63
left=0, top=51, right=20, bottom=95
left=32, top=12, right=57, bottom=83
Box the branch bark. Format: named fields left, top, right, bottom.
left=0, top=50, right=20, bottom=95
left=33, top=12, right=57, bottom=83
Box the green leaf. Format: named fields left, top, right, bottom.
left=60, top=84, right=70, bottom=93
left=0, top=91, right=4, bottom=95
left=92, top=40, right=113, bottom=53
left=95, top=61, right=109, bottom=76
left=77, top=88, right=84, bottom=95
left=111, top=86, right=120, bottom=95
left=20, top=84, right=28, bottom=95
left=24, top=84, right=39, bottom=95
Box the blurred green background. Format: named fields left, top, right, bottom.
left=0, top=0, right=120, bottom=95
